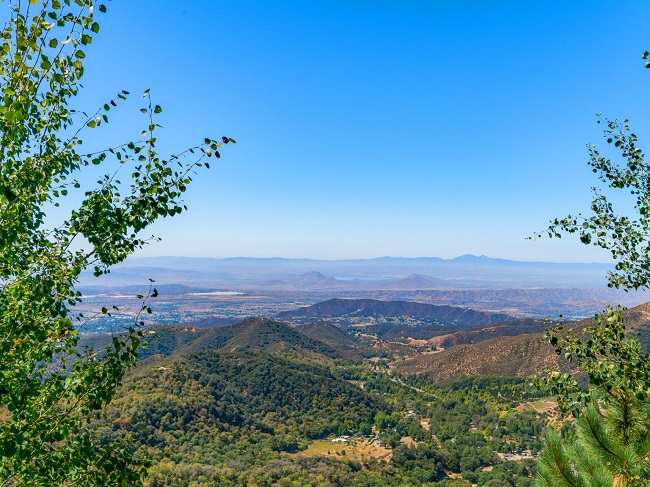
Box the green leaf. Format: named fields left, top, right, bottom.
left=3, top=186, right=16, bottom=202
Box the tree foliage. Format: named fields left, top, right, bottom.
left=0, top=1, right=232, bottom=485
left=535, top=52, right=650, bottom=486
left=535, top=114, right=650, bottom=291
left=536, top=308, right=650, bottom=486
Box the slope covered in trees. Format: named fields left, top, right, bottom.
left=103, top=317, right=363, bottom=362
left=99, top=349, right=546, bottom=486
left=79, top=301, right=650, bottom=485
left=106, top=351, right=384, bottom=454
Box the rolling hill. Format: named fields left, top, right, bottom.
left=395, top=303, right=650, bottom=384
left=276, top=298, right=517, bottom=326
left=425, top=318, right=548, bottom=347
left=296, top=321, right=364, bottom=355
left=111, top=317, right=363, bottom=362
left=106, top=350, right=387, bottom=467
left=344, top=317, right=546, bottom=343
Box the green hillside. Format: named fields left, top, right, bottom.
left=296, top=321, right=365, bottom=354
left=100, top=349, right=544, bottom=486
left=89, top=307, right=554, bottom=486
left=128, top=317, right=359, bottom=362
left=102, top=350, right=388, bottom=484
left=84, top=301, right=648, bottom=486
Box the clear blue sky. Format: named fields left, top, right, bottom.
left=70, top=0, right=650, bottom=262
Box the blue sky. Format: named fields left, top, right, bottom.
left=69, top=0, right=650, bottom=261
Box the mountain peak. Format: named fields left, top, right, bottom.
left=451, top=254, right=489, bottom=262
left=296, top=271, right=329, bottom=282
left=292, top=271, right=341, bottom=288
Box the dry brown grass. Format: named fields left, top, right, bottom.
left=399, top=436, right=418, bottom=446
left=293, top=438, right=392, bottom=463
left=515, top=398, right=556, bottom=414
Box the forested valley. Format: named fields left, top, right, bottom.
left=87, top=314, right=569, bottom=486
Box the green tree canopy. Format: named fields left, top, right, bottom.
left=536, top=308, right=650, bottom=486
left=0, top=1, right=232, bottom=485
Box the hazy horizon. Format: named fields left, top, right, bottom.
left=60, top=0, right=649, bottom=264
left=122, top=253, right=614, bottom=265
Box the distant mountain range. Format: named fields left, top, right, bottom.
left=118, top=254, right=612, bottom=270
left=79, top=254, right=619, bottom=290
